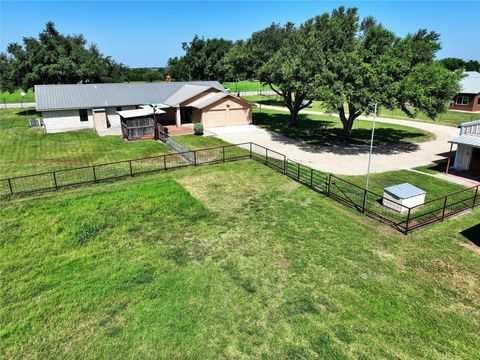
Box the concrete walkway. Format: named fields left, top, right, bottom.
left=208, top=105, right=460, bottom=175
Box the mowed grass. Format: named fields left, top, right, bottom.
left=345, top=169, right=465, bottom=200
left=0, top=108, right=171, bottom=178
left=221, top=80, right=270, bottom=93
left=252, top=108, right=433, bottom=146
left=244, top=95, right=477, bottom=127
left=0, top=89, right=35, bottom=104
left=173, top=134, right=231, bottom=149
left=1, top=160, right=479, bottom=359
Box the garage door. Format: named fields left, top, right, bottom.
left=203, top=110, right=226, bottom=128
left=227, top=108, right=249, bottom=126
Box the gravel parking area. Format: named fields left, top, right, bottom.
left=207, top=107, right=459, bottom=175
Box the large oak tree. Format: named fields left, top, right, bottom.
left=258, top=7, right=460, bottom=135
left=0, top=22, right=127, bottom=92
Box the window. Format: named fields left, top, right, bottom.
left=79, top=109, right=88, bottom=122
left=477, top=97, right=480, bottom=105
left=456, top=96, right=470, bottom=105
left=116, top=106, right=121, bottom=111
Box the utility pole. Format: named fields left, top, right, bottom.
left=364, top=102, right=377, bottom=205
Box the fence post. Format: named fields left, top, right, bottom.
left=265, top=148, right=268, bottom=165
left=441, top=196, right=448, bottom=221
left=310, top=168, right=314, bottom=188
left=362, top=189, right=368, bottom=213
left=283, top=155, right=286, bottom=174
left=93, top=166, right=97, bottom=183
left=222, top=146, right=226, bottom=163
left=473, top=186, right=479, bottom=209
left=249, top=143, right=252, bottom=159
left=163, top=155, right=167, bottom=170
left=405, top=208, right=411, bottom=235
left=129, top=160, right=133, bottom=177
left=52, top=172, right=58, bottom=190
left=193, top=150, right=197, bottom=166
left=297, top=163, right=300, bottom=180
left=327, top=174, right=332, bottom=196
left=7, top=178, right=13, bottom=195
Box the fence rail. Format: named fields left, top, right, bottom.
left=0, top=143, right=252, bottom=198
left=0, top=141, right=478, bottom=234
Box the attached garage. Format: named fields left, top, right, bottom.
left=203, top=109, right=226, bottom=128
left=188, top=93, right=252, bottom=128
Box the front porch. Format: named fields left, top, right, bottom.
left=161, top=124, right=194, bottom=136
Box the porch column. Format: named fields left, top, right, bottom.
left=176, top=107, right=181, bottom=127
left=445, top=143, right=454, bottom=174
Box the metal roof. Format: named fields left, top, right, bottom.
left=117, top=108, right=165, bottom=119
left=459, top=71, right=480, bottom=94
left=34, top=81, right=225, bottom=111
left=189, top=92, right=229, bottom=109
left=449, top=134, right=480, bottom=148
left=163, top=85, right=218, bottom=106
left=460, top=119, right=480, bottom=128
left=384, top=183, right=426, bottom=199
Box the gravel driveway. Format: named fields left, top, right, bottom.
left=207, top=106, right=459, bottom=175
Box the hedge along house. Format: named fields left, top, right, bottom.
left=34, top=81, right=253, bottom=138
left=447, top=119, right=480, bottom=175
left=449, top=71, right=480, bottom=112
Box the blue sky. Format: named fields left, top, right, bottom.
left=1, top=1, right=478, bottom=67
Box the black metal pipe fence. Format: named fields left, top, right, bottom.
left=0, top=143, right=252, bottom=198
left=0, top=141, right=478, bottom=234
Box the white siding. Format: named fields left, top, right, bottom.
left=383, top=192, right=425, bottom=214
left=454, top=144, right=473, bottom=171
left=42, top=109, right=93, bottom=133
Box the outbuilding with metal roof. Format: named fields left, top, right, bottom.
left=447, top=119, right=480, bottom=173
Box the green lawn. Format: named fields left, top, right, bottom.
left=1, top=160, right=479, bottom=358
left=0, top=108, right=171, bottom=178
left=244, top=95, right=478, bottom=127
left=253, top=108, right=433, bottom=146
left=414, top=162, right=448, bottom=175
left=173, top=134, right=231, bottom=149
left=0, top=89, right=35, bottom=104
left=345, top=169, right=465, bottom=200
left=222, top=80, right=270, bottom=93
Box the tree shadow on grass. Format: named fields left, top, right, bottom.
left=254, top=111, right=423, bottom=155
left=17, top=109, right=38, bottom=116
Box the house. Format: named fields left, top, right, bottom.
left=34, top=81, right=253, bottom=138
left=449, top=71, right=480, bottom=112
left=447, top=119, right=480, bottom=173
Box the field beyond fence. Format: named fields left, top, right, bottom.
left=1, top=142, right=478, bottom=234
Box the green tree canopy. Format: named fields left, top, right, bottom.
left=0, top=22, right=127, bottom=92
left=439, top=58, right=480, bottom=72
left=258, top=7, right=460, bottom=135
left=167, top=36, right=232, bottom=81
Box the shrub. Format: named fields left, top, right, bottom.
left=193, top=123, right=204, bottom=135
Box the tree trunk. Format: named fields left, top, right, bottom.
left=289, top=107, right=300, bottom=127
left=339, top=103, right=360, bottom=139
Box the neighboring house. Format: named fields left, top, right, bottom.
left=448, top=119, right=480, bottom=173
left=449, top=71, right=480, bottom=112
left=34, top=81, right=252, bottom=137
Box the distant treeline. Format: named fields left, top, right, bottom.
left=1, top=20, right=476, bottom=93
left=438, top=58, right=480, bottom=72
left=125, top=67, right=167, bottom=82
